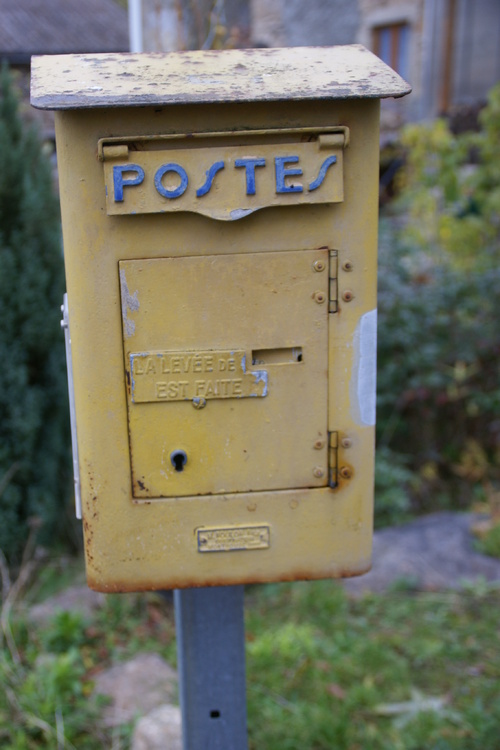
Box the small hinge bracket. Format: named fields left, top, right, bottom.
left=318, top=127, right=350, bottom=149
left=100, top=144, right=130, bottom=162
left=328, top=431, right=338, bottom=488
left=329, top=250, right=338, bottom=313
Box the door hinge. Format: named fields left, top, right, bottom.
left=318, top=127, right=350, bottom=150
left=328, top=431, right=338, bottom=488
left=329, top=250, right=338, bottom=313
left=102, top=144, right=130, bottom=162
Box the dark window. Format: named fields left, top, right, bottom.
left=373, top=23, right=410, bottom=80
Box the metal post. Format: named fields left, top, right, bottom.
left=174, top=585, right=248, bottom=750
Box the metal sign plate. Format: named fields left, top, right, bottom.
left=104, top=140, right=343, bottom=220
left=130, top=350, right=268, bottom=403
left=197, top=525, right=271, bottom=553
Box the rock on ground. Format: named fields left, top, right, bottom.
left=344, top=512, right=500, bottom=596
left=132, top=704, right=182, bottom=750
left=93, top=653, right=177, bottom=727
left=29, top=585, right=105, bottom=625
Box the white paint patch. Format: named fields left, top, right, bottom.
left=230, top=208, right=255, bottom=221
left=252, top=370, right=269, bottom=397
left=119, top=268, right=139, bottom=338
left=350, top=309, right=377, bottom=426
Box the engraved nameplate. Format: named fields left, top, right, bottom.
left=197, top=525, right=271, bottom=552
left=129, top=350, right=268, bottom=404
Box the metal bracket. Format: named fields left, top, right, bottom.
left=98, top=126, right=350, bottom=161
left=60, top=294, right=82, bottom=520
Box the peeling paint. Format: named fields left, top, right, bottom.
left=119, top=268, right=139, bottom=338
left=350, top=309, right=377, bottom=426
left=31, top=47, right=411, bottom=111
left=252, top=370, right=268, bottom=397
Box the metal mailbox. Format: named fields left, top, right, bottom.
left=31, top=46, right=410, bottom=591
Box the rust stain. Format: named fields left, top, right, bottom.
left=86, top=561, right=372, bottom=593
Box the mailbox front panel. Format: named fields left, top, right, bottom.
left=52, top=92, right=384, bottom=592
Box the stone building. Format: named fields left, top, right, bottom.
left=0, top=0, right=129, bottom=135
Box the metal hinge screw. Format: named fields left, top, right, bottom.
left=313, top=291, right=326, bottom=304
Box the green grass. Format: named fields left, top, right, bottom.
left=0, top=586, right=177, bottom=749
left=245, top=580, right=500, bottom=750
left=1, top=569, right=500, bottom=748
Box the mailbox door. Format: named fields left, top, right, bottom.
left=120, top=248, right=329, bottom=498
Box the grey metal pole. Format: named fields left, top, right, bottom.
left=174, top=585, right=248, bottom=750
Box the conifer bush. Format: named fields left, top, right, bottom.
left=0, top=67, right=70, bottom=565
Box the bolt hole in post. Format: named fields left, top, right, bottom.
left=210, top=710, right=221, bottom=719
left=171, top=450, right=188, bottom=472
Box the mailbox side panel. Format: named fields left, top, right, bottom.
left=55, top=98, right=380, bottom=591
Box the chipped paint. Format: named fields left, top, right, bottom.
left=119, top=268, right=139, bottom=338
left=350, top=309, right=377, bottom=427
left=251, top=370, right=269, bottom=397
left=31, top=46, right=411, bottom=111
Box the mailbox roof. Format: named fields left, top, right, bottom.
left=31, top=45, right=410, bottom=110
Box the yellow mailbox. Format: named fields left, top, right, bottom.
left=31, top=46, right=410, bottom=592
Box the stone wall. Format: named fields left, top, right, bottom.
left=251, top=0, right=359, bottom=48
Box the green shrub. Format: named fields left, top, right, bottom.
left=395, top=83, right=500, bottom=271
left=374, top=446, right=415, bottom=527
left=377, top=220, right=500, bottom=512
left=376, top=84, right=500, bottom=516
left=0, top=67, right=71, bottom=565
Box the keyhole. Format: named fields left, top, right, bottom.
left=171, top=450, right=187, bottom=472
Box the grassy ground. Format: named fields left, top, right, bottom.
left=246, top=580, right=500, bottom=750
left=1, top=562, right=499, bottom=748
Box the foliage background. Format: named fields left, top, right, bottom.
left=375, top=83, right=500, bottom=524
left=0, top=68, right=71, bottom=565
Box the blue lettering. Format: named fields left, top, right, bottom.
left=113, top=164, right=145, bottom=202
left=275, top=156, right=303, bottom=194
left=196, top=160, right=225, bottom=197
left=155, top=163, right=188, bottom=199
left=308, top=155, right=337, bottom=192
left=235, top=158, right=266, bottom=195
